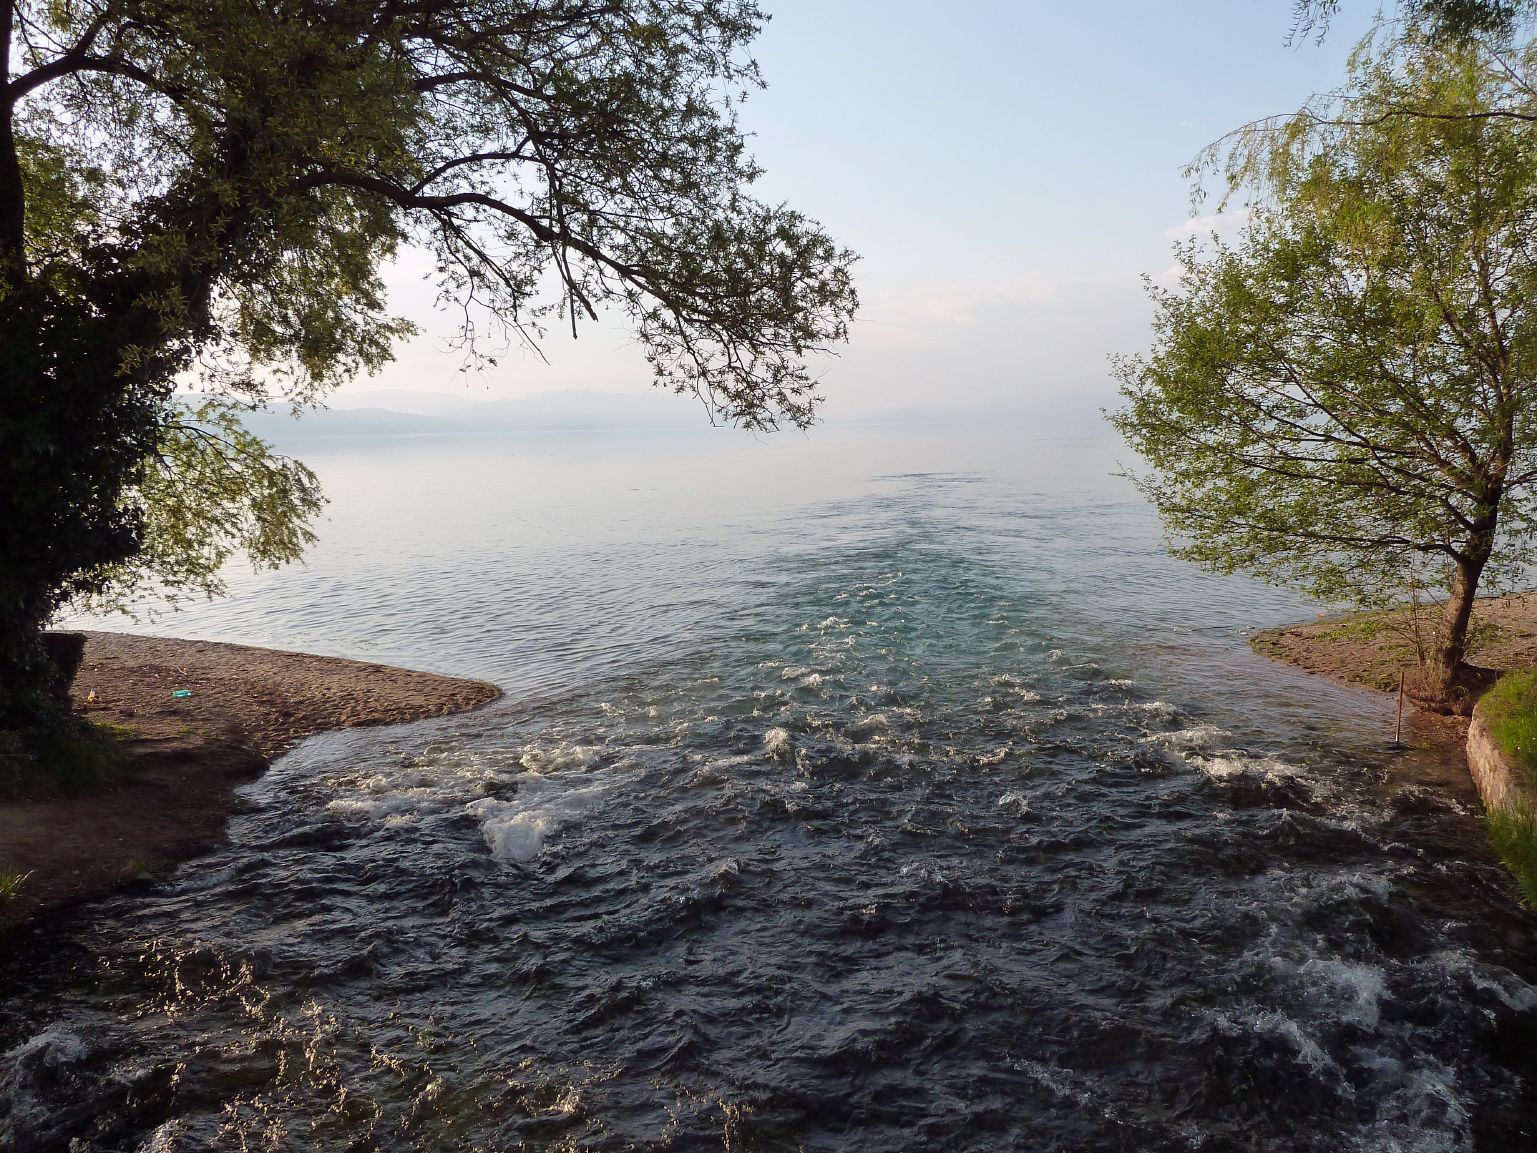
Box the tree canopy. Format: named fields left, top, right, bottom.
left=1293, top=0, right=1531, bottom=41
left=0, top=0, right=857, bottom=736
left=1113, top=30, right=1537, bottom=696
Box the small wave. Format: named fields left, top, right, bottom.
left=1146, top=723, right=1228, bottom=754
left=1197, top=754, right=1304, bottom=783
left=465, top=770, right=614, bottom=863
left=996, top=790, right=1029, bottom=812
left=764, top=727, right=793, bottom=759
left=519, top=744, right=599, bottom=773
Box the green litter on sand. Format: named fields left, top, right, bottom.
left=171, top=689, right=192, bottom=699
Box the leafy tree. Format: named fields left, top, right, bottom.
left=1113, top=32, right=1537, bottom=699
left=0, top=1, right=857, bottom=738
left=1293, top=0, right=1530, bottom=41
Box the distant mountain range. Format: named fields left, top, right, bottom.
left=220, top=388, right=713, bottom=443
left=190, top=387, right=1119, bottom=444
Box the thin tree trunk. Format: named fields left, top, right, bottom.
left=0, top=4, right=27, bottom=275
left=1434, top=553, right=1486, bottom=688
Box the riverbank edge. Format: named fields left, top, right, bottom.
left=0, top=632, right=501, bottom=929
left=1467, top=708, right=1535, bottom=814
left=1250, top=600, right=1537, bottom=875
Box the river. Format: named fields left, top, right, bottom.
left=3, top=422, right=1534, bottom=1151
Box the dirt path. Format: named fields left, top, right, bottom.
left=0, top=632, right=499, bottom=928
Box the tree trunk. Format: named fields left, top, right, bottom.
left=1431, top=554, right=1486, bottom=693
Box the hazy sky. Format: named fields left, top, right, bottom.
left=355, top=0, right=1382, bottom=418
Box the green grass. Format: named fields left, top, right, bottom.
left=1478, top=671, right=1537, bottom=909
left=1478, top=670, right=1537, bottom=793
left=1488, top=805, right=1537, bottom=910
left=0, top=719, right=132, bottom=799
left=0, top=871, right=30, bottom=904
left=123, top=856, right=167, bottom=883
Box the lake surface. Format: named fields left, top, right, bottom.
left=5, top=422, right=1536, bottom=1151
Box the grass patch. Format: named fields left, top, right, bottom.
left=1315, top=612, right=1395, bottom=642
left=0, top=719, right=132, bottom=799
left=1488, top=805, right=1537, bottom=909
left=1477, top=670, right=1537, bottom=793
left=0, top=870, right=30, bottom=903
left=123, top=856, right=167, bottom=883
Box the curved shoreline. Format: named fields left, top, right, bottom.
left=0, top=631, right=500, bottom=928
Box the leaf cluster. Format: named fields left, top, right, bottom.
left=2, top=0, right=858, bottom=619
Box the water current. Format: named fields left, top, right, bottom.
left=4, top=423, right=1535, bottom=1151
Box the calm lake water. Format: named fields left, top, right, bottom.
left=4, top=421, right=1536, bottom=1151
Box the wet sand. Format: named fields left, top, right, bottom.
left=0, top=632, right=499, bottom=928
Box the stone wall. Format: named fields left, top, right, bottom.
left=1467, top=707, right=1534, bottom=813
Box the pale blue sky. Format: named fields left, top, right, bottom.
left=358, top=1, right=1384, bottom=418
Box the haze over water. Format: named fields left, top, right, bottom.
left=6, top=420, right=1537, bottom=1150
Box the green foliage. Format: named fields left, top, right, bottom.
left=1113, top=31, right=1537, bottom=679
left=1487, top=803, right=1537, bottom=908
left=78, top=398, right=326, bottom=613
left=1293, top=1, right=1530, bottom=42
left=1478, top=670, right=1537, bottom=789
left=0, top=1, right=857, bottom=733
left=0, top=870, right=29, bottom=904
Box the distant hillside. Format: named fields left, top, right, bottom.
left=202, top=388, right=710, bottom=444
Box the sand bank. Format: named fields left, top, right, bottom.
left=1250, top=590, right=1537, bottom=756
left=1250, top=591, right=1537, bottom=695
left=0, top=632, right=499, bottom=928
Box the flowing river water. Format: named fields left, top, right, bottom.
left=4, top=423, right=1535, bottom=1151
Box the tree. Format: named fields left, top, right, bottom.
left=1293, top=1, right=1529, bottom=42
left=0, top=1, right=857, bottom=739
left=1113, top=32, right=1537, bottom=700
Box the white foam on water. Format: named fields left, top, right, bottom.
left=1357, top=1059, right=1471, bottom=1153
left=1147, top=724, right=1229, bottom=754
left=779, top=666, right=826, bottom=691
left=4, top=1028, right=88, bottom=1067
left=1211, top=1009, right=1349, bottom=1089
left=1286, top=957, right=1389, bottom=1029
left=325, top=791, right=433, bottom=820
left=519, top=744, right=599, bottom=773
left=764, top=727, right=793, bottom=759
left=1426, top=949, right=1537, bottom=1011
left=1197, top=753, right=1304, bottom=783
left=0, top=1029, right=92, bottom=1147
left=465, top=769, right=618, bottom=863
left=847, top=713, right=889, bottom=741
left=1198, top=759, right=1248, bottom=787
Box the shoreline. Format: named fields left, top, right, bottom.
left=0, top=631, right=500, bottom=928
left=1249, top=591, right=1537, bottom=765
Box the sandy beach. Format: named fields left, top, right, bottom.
left=0, top=632, right=499, bottom=927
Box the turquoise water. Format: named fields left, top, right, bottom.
left=5, top=423, right=1536, bottom=1151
